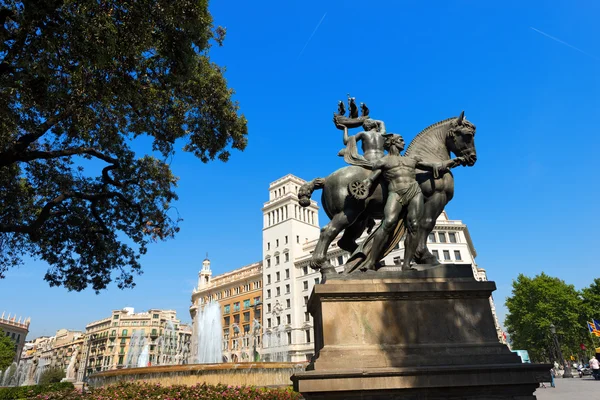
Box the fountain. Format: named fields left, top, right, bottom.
left=191, top=301, right=222, bottom=364
left=137, top=344, right=150, bottom=368
left=125, top=330, right=147, bottom=368
left=263, top=325, right=287, bottom=362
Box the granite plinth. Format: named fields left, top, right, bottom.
left=292, top=264, right=550, bottom=399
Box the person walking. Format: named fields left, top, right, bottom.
left=590, top=356, right=599, bottom=379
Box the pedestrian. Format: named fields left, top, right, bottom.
left=550, top=368, right=556, bottom=388
left=590, top=356, right=599, bottom=380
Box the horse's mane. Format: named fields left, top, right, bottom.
left=404, top=117, right=455, bottom=157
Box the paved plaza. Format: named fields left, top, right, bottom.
left=534, top=376, right=599, bottom=399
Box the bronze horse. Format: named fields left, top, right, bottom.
left=298, top=113, right=477, bottom=271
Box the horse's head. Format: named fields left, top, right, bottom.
left=447, top=111, right=477, bottom=166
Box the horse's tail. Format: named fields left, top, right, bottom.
left=298, top=178, right=325, bottom=207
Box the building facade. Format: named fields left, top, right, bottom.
left=190, top=258, right=263, bottom=362
left=76, top=308, right=191, bottom=382
left=19, top=329, right=84, bottom=382
left=0, top=312, right=30, bottom=363
left=261, top=175, right=320, bottom=362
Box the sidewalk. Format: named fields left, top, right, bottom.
left=535, top=376, right=598, bottom=399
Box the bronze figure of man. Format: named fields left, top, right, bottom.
left=357, top=134, right=462, bottom=271
left=337, top=119, right=387, bottom=166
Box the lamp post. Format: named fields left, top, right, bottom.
left=549, top=324, right=573, bottom=378
left=81, top=333, right=97, bottom=383
left=251, top=300, right=262, bottom=362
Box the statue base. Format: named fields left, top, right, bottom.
left=291, top=264, right=550, bottom=399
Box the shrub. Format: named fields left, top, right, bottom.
left=0, top=382, right=74, bottom=400
left=30, top=382, right=302, bottom=399
left=38, top=366, right=66, bottom=385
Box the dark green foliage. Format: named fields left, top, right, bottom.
left=0, top=329, right=16, bottom=370
left=0, top=382, right=74, bottom=400
left=0, top=0, right=247, bottom=291
left=38, top=366, right=66, bottom=385
left=505, top=273, right=591, bottom=362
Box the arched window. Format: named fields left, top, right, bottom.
left=121, top=329, right=128, bottom=336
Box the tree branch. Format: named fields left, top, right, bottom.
left=15, top=147, right=118, bottom=164
left=0, top=190, right=143, bottom=235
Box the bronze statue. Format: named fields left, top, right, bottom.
left=298, top=102, right=477, bottom=274
left=346, top=134, right=462, bottom=273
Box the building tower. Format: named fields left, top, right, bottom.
left=198, top=256, right=212, bottom=290
left=261, top=175, right=320, bottom=362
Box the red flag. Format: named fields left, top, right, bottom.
left=580, top=343, right=586, bottom=350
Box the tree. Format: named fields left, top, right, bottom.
left=0, top=0, right=247, bottom=291
left=0, top=329, right=16, bottom=370
left=504, top=273, right=586, bottom=362
left=581, top=278, right=600, bottom=320
left=38, top=366, right=65, bottom=385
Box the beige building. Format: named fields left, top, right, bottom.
left=190, top=258, right=263, bottom=362
left=0, top=312, right=30, bottom=363
left=19, top=329, right=84, bottom=382
left=76, top=308, right=191, bottom=382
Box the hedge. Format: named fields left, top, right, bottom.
left=0, top=382, right=74, bottom=399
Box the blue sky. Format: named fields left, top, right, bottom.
left=1, top=0, right=599, bottom=338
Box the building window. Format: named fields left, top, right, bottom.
left=285, top=253, right=289, bottom=263
left=276, top=287, right=281, bottom=296
left=285, top=269, right=290, bottom=279
left=285, top=236, right=288, bottom=244
left=277, top=316, right=281, bottom=326
left=234, top=314, right=240, bottom=324
left=276, top=239, right=279, bottom=247
left=224, top=305, right=230, bottom=314
left=314, top=277, right=320, bottom=285
left=244, top=299, right=251, bottom=309
left=305, top=312, right=310, bottom=322
left=224, top=316, right=230, bottom=326
left=438, top=233, right=447, bottom=243
left=287, top=331, right=292, bottom=344
left=286, top=314, right=291, bottom=324
left=305, top=330, right=311, bottom=343
left=276, top=272, right=280, bottom=281
left=267, top=318, right=271, bottom=328
left=267, top=259, right=271, bottom=268
left=449, top=233, right=457, bottom=243
left=234, top=302, right=240, bottom=312
left=432, top=250, right=439, bottom=260
left=267, top=289, right=271, bottom=298
left=267, top=274, right=271, bottom=284
left=296, top=235, right=300, bottom=244
left=113, top=315, right=119, bottom=320
left=303, top=281, right=308, bottom=290
left=303, top=266, right=308, bottom=275
left=153, top=314, right=159, bottom=319
left=428, top=233, right=436, bottom=243
left=254, top=296, right=261, bottom=304
left=285, top=284, right=290, bottom=294
left=267, top=304, right=272, bottom=313
left=267, top=242, right=271, bottom=250
left=337, top=256, right=344, bottom=265
left=243, top=312, right=250, bottom=323
left=393, top=256, right=401, bottom=265
left=443, top=250, right=451, bottom=260
left=275, top=256, right=280, bottom=265
left=454, top=250, right=462, bottom=261
left=286, top=299, right=291, bottom=308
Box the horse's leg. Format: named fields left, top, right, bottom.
left=309, top=211, right=357, bottom=271
left=415, top=191, right=447, bottom=264
left=337, top=216, right=368, bottom=254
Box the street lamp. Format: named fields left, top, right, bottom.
left=549, top=324, right=573, bottom=378
left=251, top=300, right=262, bottom=362
left=81, top=333, right=97, bottom=383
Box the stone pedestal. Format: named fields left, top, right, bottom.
left=291, top=264, right=550, bottom=399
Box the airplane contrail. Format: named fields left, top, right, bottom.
left=530, top=26, right=598, bottom=60
left=298, top=12, right=327, bottom=59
